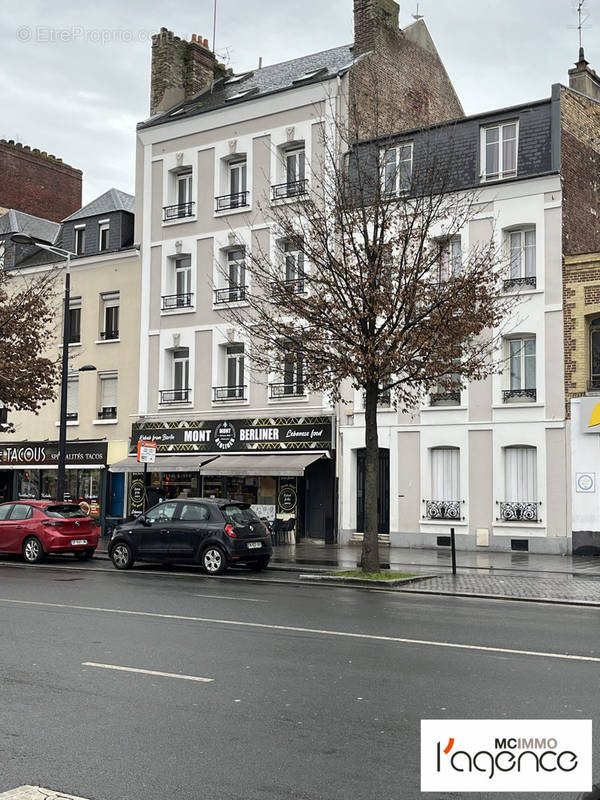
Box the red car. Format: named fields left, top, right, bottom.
left=0, top=500, right=99, bottom=563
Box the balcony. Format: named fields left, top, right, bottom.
left=159, top=388, right=191, bottom=404
left=429, top=390, right=461, bottom=407
left=503, top=276, right=536, bottom=291
left=162, top=293, right=193, bottom=311
left=272, top=179, right=309, bottom=201
left=215, top=191, right=249, bottom=212
left=269, top=382, right=305, bottom=399
left=100, top=329, right=119, bottom=341
left=97, top=407, right=117, bottom=420
left=497, top=501, right=540, bottom=522
left=163, top=202, right=195, bottom=221
left=214, top=286, right=247, bottom=304
left=213, top=385, right=247, bottom=402
left=502, top=388, right=536, bottom=402
left=425, top=500, right=461, bottom=520
left=282, top=278, right=306, bottom=294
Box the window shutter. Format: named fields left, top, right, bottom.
left=101, top=377, right=118, bottom=408
left=67, top=378, right=79, bottom=415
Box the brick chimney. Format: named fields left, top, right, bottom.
left=150, top=28, right=216, bottom=116
left=568, top=47, right=600, bottom=102
left=353, top=0, right=400, bottom=56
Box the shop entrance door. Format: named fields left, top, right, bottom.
left=356, top=449, right=390, bottom=534
left=305, top=459, right=334, bottom=542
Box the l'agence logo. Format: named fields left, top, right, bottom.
left=421, top=720, right=592, bottom=792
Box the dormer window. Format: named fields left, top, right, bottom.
left=482, top=121, right=518, bottom=181
left=98, top=221, right=110, bottom=252
left=74, top=225, right=85, bottom=256
left=383, top=144, right=413, bottom=196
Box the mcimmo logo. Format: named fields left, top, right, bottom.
left=421, top=720, right=592, bottom=792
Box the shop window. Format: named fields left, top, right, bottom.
left=100, top=292, right=119, bottom=340
left=17, top=470, right=40, bottom=499
left=68, top=298, right=82, bottom=345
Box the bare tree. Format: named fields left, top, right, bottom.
left=221, top=89, right=514, bottom=573
left=0, top=265, right=60, bottom=431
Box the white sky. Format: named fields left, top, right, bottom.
left=0, top=0, right=594, bottom=204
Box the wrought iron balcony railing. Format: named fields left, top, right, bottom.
left=213, top=385, right=247, bottom=402
left=159, top=388, right=191, bottom=404
left=97, top=407, right=117, bottom=420
left=163, top=202, right=195, bottom=221
left=282, top=278, right=307, bottom=293
left=271, top=179, right=309, bottom=201
left=503, top=388, right=536, bottom=402
left=497, top=501, right=540, bottom=522
left=215, top=191, right=249, bottom=212
left=161, top=293, right=193, bottom=311
left=213, top=286, right=248, bottom=304
left=425, top=500, right=461, bottom=520
left=429, top=390, right=461, bottom=406
left=269, top=382, right=305, bottom=399
left=503, top=276, right=537, bottom=290
left=100, top=329, right=119, bottom=340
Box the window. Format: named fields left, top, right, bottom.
left=590, top=318, right=600, bottom=389
left=227, top=249, right=246, bottom=299
left=74, top=226, right=85, bottom=256
left=272, top=146, right=308, bottom=199
left=101, top=292, right=119, bottom=340
left=67, top=374, right=79, bottom=421
left=163, top=169, right=194, bottom=220
left=427, top=447, right=460, bottom=520
left=505, top=337, right=536, bottom=401
left=229, top=160, right=247, bottom=202
left=505, top=229, right=536, bottom=287
left=177, top=171, right=192, bottom=207
left=146, top=502, right=178, bottom=523
left=99, top=373, right=118, bottom=419
left=68, top=298, right=81, bottom=345
left=180, top=503, right=210, bottom=521
left=284, top=241, right=305, bottom=291
left=10, top=504, right=32, bottom=520
left=383, top=144, right=413, bottom=195
left=482, top=121, right=517, bottom=181
left=438, top=237, right=462, bottom=281
left=98, top=221, right=110, bottom=252
left=226, top=344, right=244, bottom=397
left=173, top=348, right=190, bottom=394
left=281, top=345, right=304, bottom=397
left=175, top=256, right=192, bottom=299
left=501, top=446, right=538, bottom=520
left=286, top=148, right=306, bottom=185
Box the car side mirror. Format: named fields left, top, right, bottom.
left=139, top=516, right=150, bottom=526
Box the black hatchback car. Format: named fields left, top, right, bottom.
left=108, top=498, right=272, bottom=574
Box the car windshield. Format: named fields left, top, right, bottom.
left=44, top=505, right=88, bottom=518
left=222, top=504, right=260, bottom=526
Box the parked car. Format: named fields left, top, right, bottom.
left=108, top=498, right=272, bottom=574
left=0, top=500, right=99, bottom=563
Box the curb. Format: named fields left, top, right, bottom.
left=398, top=586, right=600, bottom=608
left=298, top=573, right=437, bottom=587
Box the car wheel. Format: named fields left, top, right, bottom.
left=22, top=536, right=44, bottom=564
left=73, top=548, right=94, bottom=561
left=249, top=556, right=270, bottom=571
left=111, top=542, right=134, bottom=570
left=202, top=546, right=227, bottom=575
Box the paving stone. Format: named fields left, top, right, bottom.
left=0, top=788, right=90, bottom=800
left=399, top=573, right=600, bottom=603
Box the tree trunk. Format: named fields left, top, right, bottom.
left=361, top=380, right=380, bottom=572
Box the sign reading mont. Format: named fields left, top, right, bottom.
left=131, top=416, right=334, bottom=454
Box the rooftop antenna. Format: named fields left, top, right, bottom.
left=570, top=0, right=591, bottom=60
left=412, top=2, right=424, bottom=21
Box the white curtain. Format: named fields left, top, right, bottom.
left=431, top=447, right=460, bottom=500
left=504, top=446, right=537, bottom=502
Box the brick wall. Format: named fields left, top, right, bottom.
left=150, top=29, right=215, bottom=116
left=0, top=139, right=82, bottom=223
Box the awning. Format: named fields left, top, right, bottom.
left=198, top=453, right=327, bottom=477
left=109, top=455, right=218, bottom=473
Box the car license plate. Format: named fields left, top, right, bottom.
left=70, top=539, right=88, bottom=546
left=247, top=542, right=262, bottom=549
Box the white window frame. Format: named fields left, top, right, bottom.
left=101, top=292, right=120, bottom=340
left=431, top=447, right=460, bottom=502
left=285, top=147, right=306, bottom=185
left=66, top=374, right=79, bottom=420
left=176, top=170, right=193, bottom=206
left=173, top=348, right=190, bottom=393
left=98, top=371, right=118, bottom=418
left=283, top=240, right=306, bottom=290
left=74, top=225, right=85, bottom=256
left=68, top=297, right=82, bottom=345
left=504, top=446, right=537, bottom=503
left=507, top=336, right=536, bottom=392
left=507, top=228, right=536, bottom=280
left=226, top=343, right=245, bottom=389
left=438, top=237, right=462, bottom=281
left=481, top=120, right=518, bottom=182
left=174, top=256, right=192, bottom=297
left=228, top=159, right=247, bottom=197
left=382, top=143, right=413, bottom=196
left=98, top=221, right=110, bottom=252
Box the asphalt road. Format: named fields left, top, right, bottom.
left=0, top=556, right=598, bottom=800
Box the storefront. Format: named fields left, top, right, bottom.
left=111, top=416, right=335, bottom=542
left=0, top=440, right=108, bottom=519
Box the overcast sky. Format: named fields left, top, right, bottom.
left=0, top=0, right=595, bottom=204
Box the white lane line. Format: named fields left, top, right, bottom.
left=82, top=662, right=214, bottom=682
left=1, top=597, right=598, bottom=664
left=192, top=593, right=268, bottom=603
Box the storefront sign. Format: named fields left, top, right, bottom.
left=137, top=439, right=157, bottom=464
left=278, top=478, right=298, bottom=513
left=129, top=476, right=146, bottom=516
left=579, top=397, right=600, bottom=433
left=131, top=416, right=334, bottom=454
left=0, top=441, right=107, bottom=467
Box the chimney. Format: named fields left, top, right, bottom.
left=568, top=47, right=600, bottom=102
left=150, top=27, right=217, bottom=116
left=353, top=0, right=400, bottom=56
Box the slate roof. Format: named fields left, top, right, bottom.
left=0, top=209, right=60, bottom=245
left=139, top=44, right=356, bottom=129
left=62, top=188, right=135, bottom=222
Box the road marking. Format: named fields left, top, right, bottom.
left=192, top=593, right=268, bottom=602
left=82, top=662, right=214, bottom=682
left=1, top=597, right=599, bottom=664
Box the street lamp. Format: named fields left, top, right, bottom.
left=11, top=233, right=77, bottom=501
